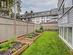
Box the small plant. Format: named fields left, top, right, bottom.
left=0, top=43, right=9, bottom=52
left=0, top=40, right=14, bottom=52
left=0, top=47, right=8, bottom=52
left=27, top=33, right=34, bottom=38
left=12, top=48, right=17, bottom=53
left=27, top=32, right=37, bottom=38
left=35, top=29, right=41, bottom=33
left=40, top=26, right=43, bottom=32
left=28, top=34, right=33, bottom=38
left=35, top=26, right=44, bottom=33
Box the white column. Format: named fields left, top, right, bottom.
left=40, top=17, right=42, bottom=23
left=59, top=27, right=60, bottom=35
left=45, top=17, right=46, bottom=22
left=35, top=18, right=36, bottom=23
left=13, top=3, right=16, bottom=38
left=59, top=27, right=61, bottom=36
left=67, top=27, right=68, bottom=42
left=60, top=27, right=62, bottom=37
left=63, top=27, right=64, bottom=38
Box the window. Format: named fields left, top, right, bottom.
left=68, top=27, right=72, bottom=45
left=72, top=0, right=73, bottom=5
left=59, top=27, right=61, bottom=36
left=1, top=1, right=4, bottom=8
left=64, top=27, right=67, bottom=40
left=1, top=1, right=6, bottom=8
left=62, top=27, right=64, bottom=37
left=4, top=2, right=6, bottom=8
left=60, top=27, right=63, bottom=37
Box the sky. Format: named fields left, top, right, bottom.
left=21, top=0, right=58, bottom=14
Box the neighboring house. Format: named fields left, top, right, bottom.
left=0, top=0, right=21, bottom=18
left=11, top=0, right=21, bottom=19
left=0, top=0, right=11, bottom=17
left=20, top=8, right=58, bottom=24
left=15, top=0, right=21, bottom=19
left=58, top=0, right=73, bottom=49
left=31, top=9, right=58, bottom=24
left=31, top=15, right=58, bottom=24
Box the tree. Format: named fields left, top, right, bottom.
left=0, top=0, right=1, bottom=8
left=0, top=0, right=15, bottom=16
left=25, top=11, right=28, bottom=14
left=31, top=10, right=33, bottom=13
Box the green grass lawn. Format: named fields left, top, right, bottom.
left=21, top=31, right=71, bottom=55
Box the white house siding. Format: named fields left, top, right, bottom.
left=68, top=8, right=73, bottom=23
left=58, top=8, right=73, bottom=26
left=64, top=0, right=72, bottom=8
left=58, top=0, right=73, bottom=49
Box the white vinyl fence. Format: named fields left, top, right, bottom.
left=0, top=17, right=58, bottom=42
left=0, top=17, right=39, bottom=42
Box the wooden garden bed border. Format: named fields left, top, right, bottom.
left=0, top=40, right=8, bottom=44
left=12, top=33, right=42, bottom=55
left=12, top=44, right=28, bottom=55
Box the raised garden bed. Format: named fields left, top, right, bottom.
left=17, top=32, right=41, bottom=45
left=12, top=44, right=28, bottom=55
left=0, top=40, right=24, bottom=55
left=26, top=32, right=39, bottom=39
left=15, top=32, right=42, bottom=55
left=12, top=31, right=42, bottom=55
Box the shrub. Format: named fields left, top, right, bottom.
left=0, top=40, right=14, bottom=52
left=40, top=26, right=43, bottom=32
left=12, top=48, right=17, bottom=53
left=35, top=26, right=44, bottom=33
left=35, top=29, right=41, bottom=33
left=27, top=33, right=34, bottom=38
left=27, top=32, right=37, bottom=38
left=0, top=47, right=8, bottom=52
